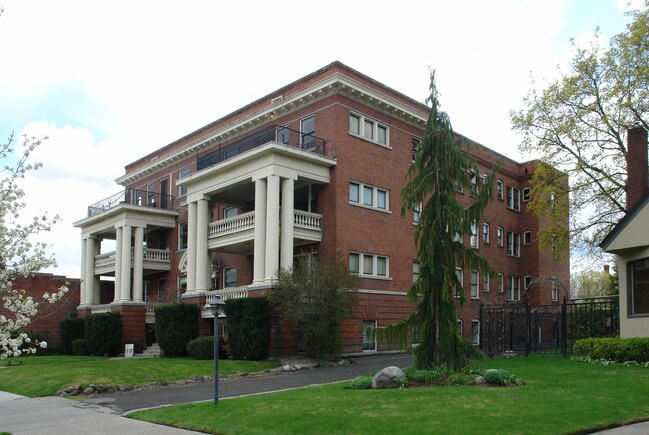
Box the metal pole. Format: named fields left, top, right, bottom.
left=214, top=314, right=219, bottom=405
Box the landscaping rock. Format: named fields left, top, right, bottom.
left=118, top=384, right=133, bottom=392
left=371, top=366, right=406, bottom=389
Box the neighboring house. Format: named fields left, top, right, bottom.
left=600, top=125, right=649, bottom=338
left=73, top=62, right=569, bottom=355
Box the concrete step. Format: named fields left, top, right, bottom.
left=136, top=343, right=161, bottom=358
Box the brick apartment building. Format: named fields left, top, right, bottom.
left=73, top=62, right=569, bottom=356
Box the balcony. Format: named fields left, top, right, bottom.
left=196, top=124, right=326, bottom=172
left=94, top=248, right=172, bottom=275
left=87, top=188, right=175, bottom=218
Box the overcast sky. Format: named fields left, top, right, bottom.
left=0, top=0, right=643, bottom=278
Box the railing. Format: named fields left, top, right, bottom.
left=94, top=248, right=172, bottom=266
left=87, top=188, right=175, bottom=217
left=197, top=124, right=326, bottom=171
left=208, top=211, right=255, bottom=238
left=205, top=287, right=249, bottom=305
left=94, top=252, right=116, bottom=268
left=294, top=210, right=322, bottom=230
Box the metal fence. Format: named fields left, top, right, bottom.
left=480, top=296, right=619, bottom=356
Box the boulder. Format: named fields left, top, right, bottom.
left=371, top=366, right=406, bottom=389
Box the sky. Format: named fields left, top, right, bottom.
left=0, top=0, right=644, bottom=278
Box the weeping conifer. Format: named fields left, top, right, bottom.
left=385, top=71, right=499, bottom=370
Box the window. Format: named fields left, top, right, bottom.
left=506, top=231, right=520, bottom=257
left=349, top=253, right=389, bottom=278
left=629, top=259, right=649, bottom=315
left=523, top=187, right=531, bottom=202
left=483, top=272, right=490, bottom=293
left=412, top=137, right=421, bottom=160
left=224, top=207, right=238, bottom=219
left=497, top=273, right=504, bottom=293
left=224, top=266, right=237, bottom=288
left=524, top=276, right=533, bottom=291
left=413, top=261, right=420, bottom=283
left=506, top=186, right=521, bottom=211
left=482, top=223, right=490, bottom=244
left=413, top=202, right=421, bottom=224
left=178, top=222, right=188, bottom=250
left=349, top=112, right=389, bottom=146
left=457, top=319, right=463, bottom=337
left=470, top=220, right=479, bottom=248
left=471, top=320, right=480, bottom=345
left=552, top=280, right=558, bottom=302
left=300, top=115, right=316, bottom=150
left=454, top=267, right=463, bottom=298
left=159, top=177, right=169, bottom=209
left=362, top=320, right=377, bottom=351
left=507, top=276, right=521, bottom=301
left=497, top=227, right=504, bottom=247
left=146, top=182, right=155, bottom=206
left=178, top=275, right=187, bottom=294
left=178, top=167, right=190, bottom=197
left=470, top=270, right=479, bottom=299
left=524, top=231, right=532, bottom=245
left=469, top=171, right=479, bottom=195
left=454, top=225, right=462, bottom=243
left=454, top=179, right=464, bottom=193
left=349, top=181, right=389, bottom=211
left=276, top=125, right=290, bottom=144
left=497, top=180, right=504, bottom=200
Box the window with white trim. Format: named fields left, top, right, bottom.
left=457, top=319, right=464, bottom=337
left=455, top=267, right=463, bottom=298
left=497, top=227, right=504, bottom=247
left=469, top=170, right=479, bottom=195
left=178, top=222, right=188, bottom=250
left=224, top=207, right=238, bottom=219
left=506, top=231, right=521, bottom=257
left=349, top=181, right=389, bottom=211
left=471, top=320, right=480, bottom=345
left=362, top=320, right=377, bottom=351
left=178, top=167, right=190, bottom=197
left=146, top=182, right=155, bottom=206
left=412, top=137, right=421, bottom=161
left=524, top=276, right=533, bottom=292
left=524, top=231, right=532, bottom=245
left=497, top=180, right=504, bottom=200
left=507, top=276, right=521, bottom=301
left=349, top=112, right=389, bottom=147
left=482, top=223, right=490, bottom=244
left=552, top=280, right=559, bottom=302
left=349, top=252, right=389, bottom=278
left=483, top=272, right=490, bottom=293
left=413, top=261, right=420, bottom=283
left=300, top=115, right=316, bottom=150
left=470, top=220, right=479, bottom=248
left=497, top=273, right=504, bottom=293
left=224, top=266, right=237, bottom=288
left=413, top=202, right=421, bottom=224
left=523, top=187, right=531, bottom=202
left=470, top=270, right=479, bottom=299
left=507, top=186, right=521, bottom=211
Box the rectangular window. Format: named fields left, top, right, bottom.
left=413, top=261, right=420, bottom=283
left=470, top=221, right=479, bottom=248
left=472, top=320, right=480, bottom=345
left=300, top=115, right=316, bottom=150
left=349, top=181, right=389, bottom=211
left=523, top=187, right=531, bottom=202
left=455, top=267, right=463, bottom=298
left=349, top=112, right=389, bottom=146
left=524, top=231, right=532, bottom=245
left=147, top=182, right=156, bottom=206
left=178, top=222, right=188, bottom=250
left=497, top=180, right=504, bottom=200
left=350, top=252, right=389, bottom=278
left=469, top=171, right=479, bottom=196
left=413, top=202, right=421, bottom=224
left=457, top=319, right=463, bottom=337
left=483, top=272, right=490, bottom=293
left=507, top=276, right=521, bottom=301
left=412, top=137, right=421, bottom=161
left=178, top=275, right=187, bottom=294
left=482, top=223, right=490, bottom=244
left=497, top=227, right=504, bottom=247
left=159, top=177, right=169, bottom=209
left=506, top=231, right=520, bottom=257
left=552, top=281, right=558, bottom=302
left=470, top=270, right=479, bottom=299
left=362, top=320, right=377, bottom=351
left=629, top=259, right=649, bottom=315
left=224, top=207, right=238, bottom=219
left=498, top=273, right=504, bottom=293
left=507, top=186, right=521, bottom=211
left=524, top=276, right=533, bottom=291
left=178, top=167, right=190, bottom=197
left=224, top=266, right=237, bottom=288
left=276, top=125, right=290, bottom=144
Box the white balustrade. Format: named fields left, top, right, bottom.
left=208, top=211, right=255, bottom=238
left=205, top=287, right=249, bottom=305
left=293, top=210, right=322, bottom=230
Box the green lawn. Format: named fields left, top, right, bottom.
left=0, top=355, right=278, bottom=397
left=130, top=355, right=649, bottom=434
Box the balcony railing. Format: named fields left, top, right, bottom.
left=87, top=188, right=175, bottom=217
left=94, top=248, right=172, bottom=266
left=293, top=210, right=322, bottom=231
left=208, top=210, right=322, bottom=239
left=197, top=124, right=326, bottom=171
left=205, top=287, right=249, bottom=305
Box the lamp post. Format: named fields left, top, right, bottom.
left=208, top=296, right=226, bottom=405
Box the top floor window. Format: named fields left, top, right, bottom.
left=507, top=186, right=520, bottom=211
left=523, top=187, right=531, bottom=202
left=178, top=167, right=190, bottom=197
left=349, top=112, right=389, bottom=147
left=497, top=180, right=504, bottom=200
left=412, top=137, right=421, bottom=161
left=469, top=171, right=479, bottom=195
left=300, top=115, right=316, bottom=150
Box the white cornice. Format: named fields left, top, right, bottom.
left=116, top=72, right=428, bottom=186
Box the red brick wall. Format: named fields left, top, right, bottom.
left=626, top=125, right=649, bottom=211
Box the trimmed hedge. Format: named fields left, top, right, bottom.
left=573, top=337, right=649, bottom=363
left=85, top=312, right=122, bottom=357
left=224, top=297, right=270, bottom=360
left=187, top=336, right=214, bottom=360
left=60, top=317, right=85, bottom=354
left=71, top=338, right=89, bottom=355
left=154, top=303, right=200, bottom=357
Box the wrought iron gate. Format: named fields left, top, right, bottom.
left=480, top=296, right=619, bottom=356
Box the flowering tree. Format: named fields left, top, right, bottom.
left=0, top=133, right=67, bottom=358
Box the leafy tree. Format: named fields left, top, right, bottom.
left=511, top=5, right=649, bottom=256
left=270, top=253, right=359, bottom=358
left=0, top=133, right=67, bottom=358
left=571, top=268, right=618, bottom=299
left=384, top=71, right=498, bottom=371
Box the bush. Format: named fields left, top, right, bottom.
left=187, top=336, right=214, bottom=360
left=225, top=298, right=270, bottom=360
left=573, top=337, right=649, bottom=363
left=60, top=317, right=85, bottom=354
left=71, top=339, right=89, bottom=355
left=85, top=312, right=122, bottom=357
left=483, top=369, right=511, bottom=386
left=348, top=375, right=373, bottom=390
left=155, top=303, right=200, bottom=357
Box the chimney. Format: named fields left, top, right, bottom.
left=626, top=124, right=649, bottom=211
left=603, top=264, right=610, bottom=275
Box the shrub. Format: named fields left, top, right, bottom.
left=154, top=303, right=200, bottom=357
left=573, top=337, right=649, bottom=363
left=225, top=298, right=270, bottom=360
left=85, top=312, right=122, bottom=357
left=60, top=317, right=85, bottom=354
left=483, top=369, right=511, bottom=386
left=404, top=367, right=445, bottom=383
left=348, top=375, right=373, bottom=390
left=446, top=372, right=475, bottom=386
left=187, top=336, right=214, bottom=360
left=71, top=339, right=89, bottom=355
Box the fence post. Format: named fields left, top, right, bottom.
left=524, top=300, right=530, bottom=357
left=479, top=303, right=483, bottom=353
left=561, top=296, right=567, bottom=356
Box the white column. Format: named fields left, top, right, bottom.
left=133, top=226, right=144, bottom=302
left=280, top=178, right=295, bottom=271
left=196, top=198, right=209, bottom=292
left=113, top=227, right=122, bottom=303
left=265, top=174, right=280, bottom=282
left=80, top=238, right=87, bottom=306
left=120, top=225, right=132, bottom=302
left=187, top=201, right=198, bottom=292
left=84, top=236, right=96, bottom=305
left=253, top=178, right=267, bottom=284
